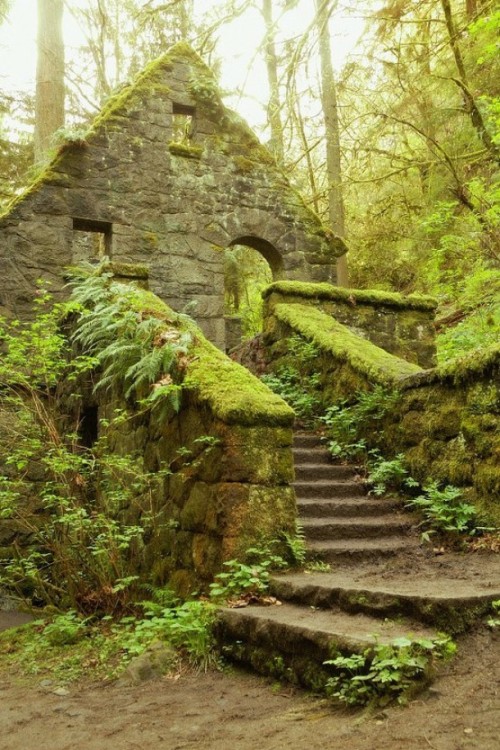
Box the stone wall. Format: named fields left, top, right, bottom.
left=0, top=44, right=344, bottom=350
left=263, top=281, right=437, bottom=368
left=262, top=299, right=500, bottom=522
left=379, top=350, right=500, bottom=524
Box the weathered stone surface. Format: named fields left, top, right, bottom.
left=0, top=44, right=342, bottom=350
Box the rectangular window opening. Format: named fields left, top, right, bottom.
left=72, top=218, right=112, bottom=264
left=172, top=102, right=196, bottom=142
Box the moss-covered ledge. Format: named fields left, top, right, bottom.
left=185, top=336, right=294, bottom=426
left=263, top=281, right=437, bottom=368
left=402, top=343, right=500, bottom=389
left=263, top=281, right=438, bottom=312
left=271, top=303, right=422, bottom=387
left=76, top=283, right=296, bottom=593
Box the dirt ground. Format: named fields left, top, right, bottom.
left=0, top=626, right=498, bottom=750
left=1, top=547, right=499, bottom=750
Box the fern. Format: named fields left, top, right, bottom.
left=68, top=264, right=192, bottom=410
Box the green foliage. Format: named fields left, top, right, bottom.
left=366, top=451, right=417, bottom=496
left=262, top=335, right=321, bottom=422
left=406, top=482, right=477, bottom=537
left=486, top=600, right=500, bottom=630
left=0, top=596, right=218, bottom=683
left=325, top=634, right=456, bottom=707
left=69, top=266, right=190, bottom=411
left=121, top=598, right=217, bottom=669
left=42, top=610, right=89, bottom=646
left=209, top=547, right=287, bottom=602
left=322, top=386, right=400, bottom=460
left=224, top=245, right=272, bottom=339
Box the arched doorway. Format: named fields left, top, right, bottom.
left=224, top=236, right=282, bottom=349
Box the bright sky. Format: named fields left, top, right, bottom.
left=0, top=0, right=363, bottom=136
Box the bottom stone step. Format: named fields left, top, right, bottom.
left=216, top=602, right=439, bottom=693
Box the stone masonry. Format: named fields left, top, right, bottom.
left=0, top=43, right=345, bottom=349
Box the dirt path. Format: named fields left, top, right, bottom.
left=1, top=627, right=499, bottom=750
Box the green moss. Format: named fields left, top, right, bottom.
left=185, top=336, right=294, bottom=426
left=108, top=262, right=149, bottom=280
left=263, top=281, right=438, bottom=312
left=273, top=303, right=422, bottom=385
left=168, top=141, right=203, bottom=159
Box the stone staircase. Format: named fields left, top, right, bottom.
left=216, top=430, right=500, bottom=696
left=293, top=432, right=416, bottom=562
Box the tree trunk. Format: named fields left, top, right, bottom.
left=314, top=0, right=349, bottom=286
left=440, top=0, right=499, bottom=162
left=35, top=0, right=65, bottom=164
left=262, top=0, right=285, bottom=165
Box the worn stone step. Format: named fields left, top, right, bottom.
left=297, top=496, right=400, bottom=518
left=216, top=602, right=438, bottom=691
left=292, top=447, right=333, bottom=465
left=294, top=479, right=365, bottom=499
left=301, top=515, right=413, bottom=541
left=307, top=537, right=416, bottom=562
left=269, top=572, right=500, bottom=634
left=293, top=433, right=325, bottom=449
left=294, top=463, right=363, bottom=481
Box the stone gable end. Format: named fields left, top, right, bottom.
left=0, top=42, right=345, bottom=349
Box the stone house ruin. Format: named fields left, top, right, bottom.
left=0, top=43, right=346, bottom=349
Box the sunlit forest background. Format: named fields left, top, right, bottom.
left=1, top=0, right=498, bottom=362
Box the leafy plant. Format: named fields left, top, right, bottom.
left=406, top=482, right=477, bottom=536
left=209, top=547, right=287, bottom=602
left=325, top=634, right=456, bottom=707
left=486, top=600, right=500, bottom=629
left=42, top=610, right=89, bottom=646
left=366, top=451, right=416, bottom=496
left=321, top=387, right=400, bottom=460
left=261, top=335, right=321, bottom=422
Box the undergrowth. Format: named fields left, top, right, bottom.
left=325, top=634, right=456, bottom=707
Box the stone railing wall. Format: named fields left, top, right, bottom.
left=263, top=281, right=438, bottom=368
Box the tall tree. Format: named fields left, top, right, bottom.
left=34, top=0, right=65, bottom=164
left=261, top=0, right=285, bottom=164
left=314, top=0, right=349, bottom=286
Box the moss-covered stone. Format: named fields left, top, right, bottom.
left=272, top=303, right=421, bottom=385
left=263, top=280, right=438, bottom=311
left=168, top=141, right=203, bottom=159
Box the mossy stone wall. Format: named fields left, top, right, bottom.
left=263, top=281, right=437, bottom=368
left=97, top=395, right=295, bottom=596
left=378, top=357, right=500, bottom=523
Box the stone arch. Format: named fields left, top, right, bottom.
left=228, top=236, right=284, bottom=281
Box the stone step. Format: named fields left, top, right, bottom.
left=269, top=572, right=500, bottom=634
left=301, top=515, right=413, bottom=541
left=292, top=447, right=333, bottom=465
left=293, top=433, right=325, bottom=449
left=307, top=537, right=416, bottom=562
left=294, top=463, right=363, bottom=481
left=294, top=479, right=365, bottom=499
left=297, top=496, right=400, bottom=518
left=216, top=602, right=439, bottom=692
